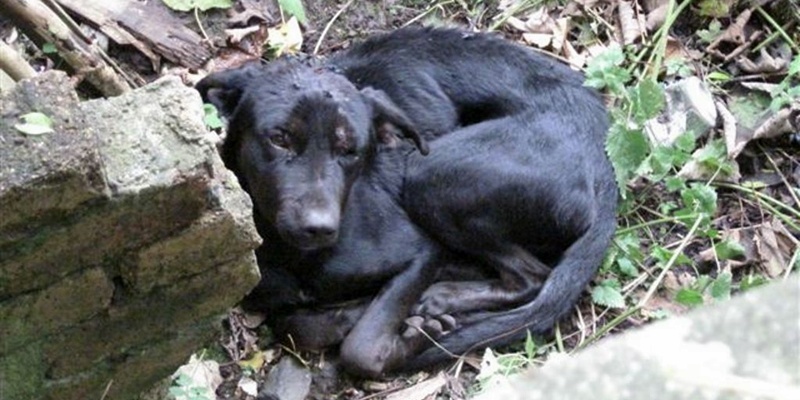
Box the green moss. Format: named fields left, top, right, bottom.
left=0, top=343, right=47, bottom=400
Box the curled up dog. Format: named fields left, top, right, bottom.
left=197, top=27, right=618, bottom=377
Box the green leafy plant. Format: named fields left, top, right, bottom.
left=168, top=373, right=212, bottom=400
left=770, top=55, right=800, bottom=111
left=161, top=0, right=233, bottom=39
left=277, top=0, right=307, bottom=24
left=675, top=271, right=732, bottom=307
left=586, top=46, right=667, bottom=197
left=202, top=104, right=223, bottom=130
left=591, top=279, right=626, bottom=309
left=697, top=19, right=722, bottom=43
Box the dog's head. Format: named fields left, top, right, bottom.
left=197, top=60, right=427, bottom=251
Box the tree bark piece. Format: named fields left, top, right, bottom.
left=0, top=0, right=130, bottom=96
left=55, top=0, right=213, bottom=71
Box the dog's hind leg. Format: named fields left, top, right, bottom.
left=413, top=245, right=551, bottom=317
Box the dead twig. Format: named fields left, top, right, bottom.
left=0, top=40, right=36, bottom=81
left=0, top=0, right=130, bottom=96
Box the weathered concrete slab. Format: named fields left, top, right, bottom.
left=0, top=72, right=105, bottom=237
left=479, top=276, right=800, bottom=400
left=0, top=72, right=261, bottom=400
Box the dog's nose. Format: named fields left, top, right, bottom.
left=302, top=209, right=339, bottom=240
left=305, top=224, right=337, bottom=239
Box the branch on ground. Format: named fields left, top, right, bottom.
left=0, top=41, right=36, bottom=81
left=0, top=0, right=130, bottom=96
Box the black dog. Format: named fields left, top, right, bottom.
left=197, top=27, right=617, bottom=376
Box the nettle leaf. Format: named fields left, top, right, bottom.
left=674, top=131, right=697, bottom=153
left=739, top=274, right=768, bottom=292
left=616, top=257, right=638, bottom=277
left=651, top=246, right=692, bottom=267
left=709, top=271, right=732, bottom=301
left=695, top=139, right=734, bottom=175
left=675, top=288, right=704, bottom=306
left=15, top=112, right=55, bottom=135
left=714, top=239, right=745, bottom=260
left=665, top=176, right=686, bottom=192
left=697, top=19, right=722, bottom=43
left=787, top=54, right=800, bottom=76
left=277, top=0, right=307, bottom=24
left=605, top=120, right=649, bottom=193
left=585, top=46, right=630, bottom=96
left=203, top=104, right=223, bottom=129
left=615, top=232, right=644, bottom=263
left=681, top=183, right=717, bottom=216
left=630, top=79, right=666, bottom=123
left=592, top=279, right=625, bottom=309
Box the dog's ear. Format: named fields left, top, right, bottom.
left=361, top=87, right=429, bottom=155
left=196, top=62, right=265, bottom=117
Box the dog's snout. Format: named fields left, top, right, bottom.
left=302, top=208, right=339, bottom=241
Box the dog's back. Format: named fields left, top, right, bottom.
left=331, top=27, right=618, bottom=372
left=331, top=27, right=592, bottom=132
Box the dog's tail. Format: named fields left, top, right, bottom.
left=404, top=169, right=618, bottom=370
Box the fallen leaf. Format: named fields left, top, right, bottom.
left=267, top=16, right=303, bottom=56
left=522, top=32, right=552, bottom=48
left=238, top=376, right=259, bottom=396
left=645, top=77, right=717, bottom=146
left=737, top=47, right=791, bottom=74
left=618, top=1, right=643, bottom=45
left=756, top=219, right=797, bottom=277
left=697, top=227, right=759, bottom=268
left=225, top=25, right=261, bottom=44
left=385, top=373, right=447, bottom=400
left=171, top=354, right=222, bottom=400
left=238, top=350, right=270, bottom=371
left=15, top=112, right=54, bottom=135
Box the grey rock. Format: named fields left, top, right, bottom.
left=478, top=276, right=800, bottom=400
left=259, top=357, right=313, bottom=400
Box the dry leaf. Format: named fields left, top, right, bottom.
left=637, top=289, right=690, bottom=316
left=737, top=48, right=791, bottom=74
left=618, top=1, right=642, bottom=45
left=756, top=219, right=797, bottom=277
left=226, top=25, right=262, bottom=44
left=645, top=77, right=717, bottom=146
left=563, top=40, right=586, bottom=68
left=522, top=33, right=552, bottom=48
left=172, top=354, right=223, bottom=400
left=267, top=16, right=303, bottom=57
left=697, top=227, right=759, bottom=268
left=385, top=373, right=447, bottom=400
left=551, top=17, right=570, bottom=52
left=238, top=376, right=259, bottom=396
left=645, top=1, right=669, bottom=31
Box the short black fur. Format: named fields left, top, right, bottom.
left=196, top=27, right=617, bottom=377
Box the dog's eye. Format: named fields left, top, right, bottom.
left=341, top=147, right=358, bottom=158
left=268, top=130, right=292, bottom=150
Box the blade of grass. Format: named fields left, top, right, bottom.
left=754, top=5, right=799, bottom=53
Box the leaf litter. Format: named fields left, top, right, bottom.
left=126, top=0, right=800, bottom=398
